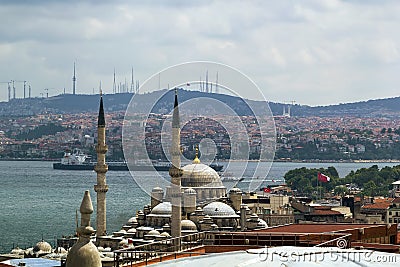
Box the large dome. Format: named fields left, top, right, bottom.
left=203, top=202, right=238, bottom=217
left=181, top=158, right=223, bottom=188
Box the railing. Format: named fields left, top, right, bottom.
left=211, top=232, right=351, bottom=248
left=113, top=231, right=352, bottom=266
left=113, top=232, right=206, bottom=266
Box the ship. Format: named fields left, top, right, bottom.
left=53, top=149, right=223, bottom=172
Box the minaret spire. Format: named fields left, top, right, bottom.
left=94, top=94, right=108, bottom=237
left=169, top=88, right=183, bottom=238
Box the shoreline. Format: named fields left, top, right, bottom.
left=1, top=158, right=400, bottom=164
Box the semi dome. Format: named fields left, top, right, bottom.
left=181, top=219, right=197, bottom=231
left=203, top=202, right=238, bottom=217
left=150, top=202, right=172, bottom=215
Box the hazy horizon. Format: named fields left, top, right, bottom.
left=0, top=1, right=399, bottom=105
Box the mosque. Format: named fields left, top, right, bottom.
left=0, top=90, right=289, bottom=266
left=60, top=89, right=276, bottom=265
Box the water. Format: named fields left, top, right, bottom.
left=0, top=160, right=398, bottom=253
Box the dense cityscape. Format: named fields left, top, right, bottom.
left=2, top=105, right=400, bottom=162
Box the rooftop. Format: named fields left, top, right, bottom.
left=257, top=223, right=389, bottom=234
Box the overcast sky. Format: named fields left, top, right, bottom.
left=0, top=0, right=399, bottom=106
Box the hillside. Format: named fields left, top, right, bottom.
left=0, top=89, right=399, bottom=117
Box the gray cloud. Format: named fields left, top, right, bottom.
left=0, top=0, right=399, bottom=105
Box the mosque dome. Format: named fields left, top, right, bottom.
left=150, top=202, right=172, bottom=215
left=230, top=187, right=242, bottom=194
left=257, top=218, right=268, bottom=228
left=127, top=228, right=137, bottom=233
left=160, top=232, right=171, bottom=237
left=66, top=240, right=101, bottom=267
left=147, top=229, right=161, bottom=236
left=33, top=240, right=52, bottom=254
left=184, top=188, right=197, bottom=195
left=181, top=220, right=198, bottom=231
left=152, top=187, right=164, bottom=192
left=181, top=157, right=223, bottom=188
left=203, top=202, right=238, bottom=217
left=128, top=217, right=137, bottom=224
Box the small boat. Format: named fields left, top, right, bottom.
left=53, top=150, right=224, bottom=172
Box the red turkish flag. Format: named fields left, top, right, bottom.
left=264, top=187, right=271, bottom=193
left=318, top=172, right=331, bottom=183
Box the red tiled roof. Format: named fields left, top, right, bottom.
left=362, top=202, right=391, bottom=210
left=374, top=198, right=393, bottom=203
left=310, top=209, right=342, bottom=216
left=392, top=198, right=400, bottom=204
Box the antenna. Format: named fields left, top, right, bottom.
left=131, top=67, right=134, bottom=93
left=113, top=68, right=116, bottom=94
left=72, top=62, right=76, bottom=95
left=12, top=80, right=15, bottom=99
left=23, top=81, right=26, bottom=99
left=8, top=82, right=11, bottom=101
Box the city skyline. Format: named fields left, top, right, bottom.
left=0, top=1, right=399, bottom=105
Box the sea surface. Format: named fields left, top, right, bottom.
left=0, top=160, right=399, bottom=253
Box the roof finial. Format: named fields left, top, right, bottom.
left=193, top=144, right=200, bottom=164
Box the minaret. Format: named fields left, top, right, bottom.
left=66, top=190, right=101, bottom=267
left=72, top=62, right=77, bottom=95
left=94, top=93, right=109, bottom=236
left=169, top=88, right=183, bottom=238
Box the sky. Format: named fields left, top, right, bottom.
left=0, top=0, right=399, bottom=106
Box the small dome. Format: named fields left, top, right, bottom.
left=152, top=187, right=164, bottom=192
left=230, top=187, right=242, bottom=194
left=127, top=217, right=137, bottom=224
left=147, top=229, right=161, bottom=236
left=127, top=228, right=137, bottom=233
left=33, top=240, right=52, bottom=253
left=151, top=202, right=172, bottom=215
left=203, top=202, right=237, bottom=217
left=181, top=220, right=197, bottom=231
left=160, top=232, right=171, bottom=237
left=11, top=247, right=24, bottom=255
left=257, top=218, right=268, bottom=228
left=184, top=188, right=197, bottom=195
left=113, top=230, right=126, bottom=237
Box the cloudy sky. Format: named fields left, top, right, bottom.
left=0, top=0, right=399, bottom=106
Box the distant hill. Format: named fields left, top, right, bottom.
left=0, top=90, right=399, bottom=118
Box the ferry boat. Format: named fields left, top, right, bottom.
left=53, top=150, right=223, bottom=172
